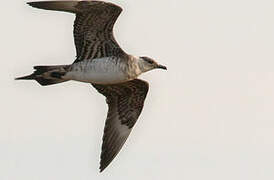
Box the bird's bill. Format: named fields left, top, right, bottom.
left=157, top=64, right=167, bottom=70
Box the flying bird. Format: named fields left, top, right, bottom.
left=16, top=0, right=167, bottom=172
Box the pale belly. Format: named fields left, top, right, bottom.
left=64, top=57, right=136, bottom=84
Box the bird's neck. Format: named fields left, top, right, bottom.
left=136, top=57, right=150, bottom=73
left=126, top=55, right=143, bottom=77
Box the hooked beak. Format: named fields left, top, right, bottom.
left=157, top=64, right=167, bottom=70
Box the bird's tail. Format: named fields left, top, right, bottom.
left=15, top=65, right=70, bottom=86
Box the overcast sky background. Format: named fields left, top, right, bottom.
left=1, top=0, right=274, bottom=179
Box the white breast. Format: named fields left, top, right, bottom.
left=64, top=57, right=133, bottom=84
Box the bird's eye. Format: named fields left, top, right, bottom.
left=147, top=59, right=153, bottom=64
left=142, top=57, right=154, bottom=64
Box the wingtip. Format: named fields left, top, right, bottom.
left=27, top=1, right=40, bottom=9
left=99, top=163, right=107, bottom=173
left=26, top=1, right=79, bottom=13
left=27, top=1, right=35, bottom=6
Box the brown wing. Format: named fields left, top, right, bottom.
left=92, top=79, right=149, bottom=172
left=28, top=1, right=126, bottom=63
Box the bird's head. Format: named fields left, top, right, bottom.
left=138, top=56, right=167, bottom=73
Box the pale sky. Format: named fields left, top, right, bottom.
left=1, top=0, right=274, bottom=179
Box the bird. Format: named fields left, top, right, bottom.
left=16, top=0, right=167, bottom=172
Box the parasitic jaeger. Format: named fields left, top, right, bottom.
left=16, top=0, right=167, bottom=172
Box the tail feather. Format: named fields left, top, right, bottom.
left=16, top=65, right=70, bottom=86
left=15, top=74, right=35, bottom=80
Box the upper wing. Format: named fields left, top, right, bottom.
left=92, top=79, right=149, bottom=172
left=28, top=1, right=126, bottom=62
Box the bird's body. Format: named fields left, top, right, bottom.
left=16, top=0, right=166, bottom=172
left=65, top=55, right=141, bottom=84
